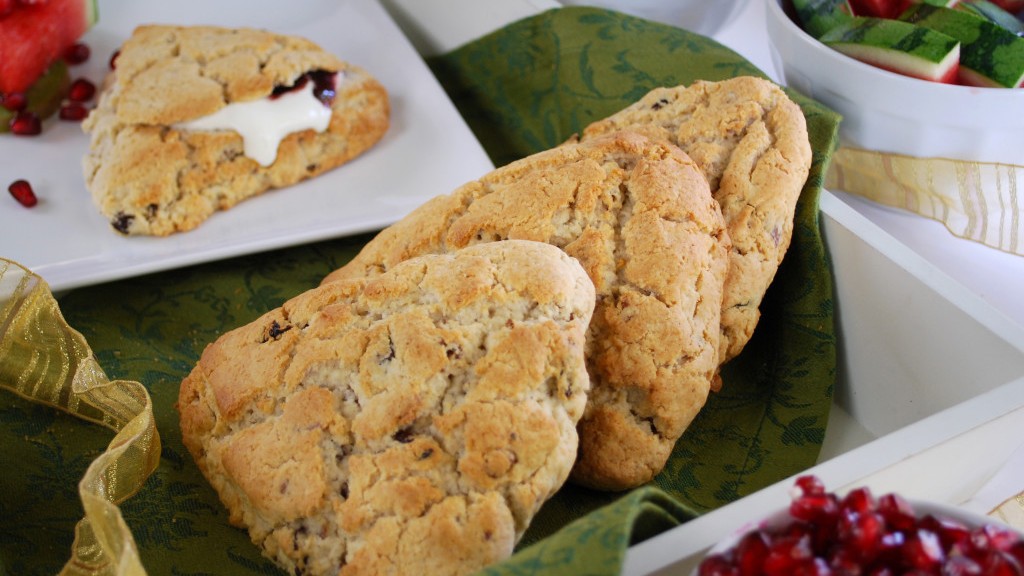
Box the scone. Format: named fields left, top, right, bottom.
left=581, top=76, right=812, bottom=364
left=322, top=132, right=731, bottom=491
left=82, top=24, right=389, bottom=236
left=178, top=240, right=595, bottom=576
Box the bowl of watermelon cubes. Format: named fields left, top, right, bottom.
left=695, top=475, right=1024, bottom=575
left=765, top=0, right=1024, bottom=165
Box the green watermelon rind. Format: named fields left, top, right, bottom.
left=792, top=0, right=854, bottom=38
left=820, top=17, right=961, bottom=80
left=902, top=4, right=1024, bottom=87
left=0, top=59, right=71, bottom=132
left=957, top=0, right=1024, bottom=36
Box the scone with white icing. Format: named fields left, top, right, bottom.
left=82, top=24, right=389, bottom=236
left=178, top=240, right=595, bottom=576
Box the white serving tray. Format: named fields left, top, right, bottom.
left=622, top=190, right=1024, bottom=575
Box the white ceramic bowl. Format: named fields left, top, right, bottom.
left=559, top=0, right=749, bottom=36
left=765, top=0, right=1024, bottom=165
left=692, top=497, right=1024, bottom=574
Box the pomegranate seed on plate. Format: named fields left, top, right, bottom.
left=1, top=92, right=27, bottom=112
left=8, top=180, right=37, bottom=207
left=59, top=103, right=89, bottom=121
left=67, top=78, right=95, bottom=102
left=9, top=111, right=41, bottom=135
left=63, top=42, right=91, bottom=65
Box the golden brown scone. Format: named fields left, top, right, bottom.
left=82, top=24, right=389, bottom=236
left=581, top=77, right=812, bottom=364
left=322, top=132, right=731, bottom=491
left=178, top=240, right=595, bottom=576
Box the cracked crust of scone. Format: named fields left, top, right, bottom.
left=178, top=240, right=595, bottom=576
left=580, top=76, right=812, bottom=366
left=321, top=131, right=731, bottom=491
left=81, top=24, right=390, bottom=236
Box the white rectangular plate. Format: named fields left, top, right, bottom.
left=0, top=0, right=495, bottom=292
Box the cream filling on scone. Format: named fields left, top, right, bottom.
left=175, top=72, right=341, bottom=166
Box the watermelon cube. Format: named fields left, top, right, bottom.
left=0, top=0, right=98, bottom=94
left=820, top=16, right=962, bottom=82
left=902, top=3, right=1024, bottom=87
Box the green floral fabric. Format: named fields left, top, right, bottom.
left=0, top=7, right=840, bottom=576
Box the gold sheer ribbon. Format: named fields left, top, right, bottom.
left=991, top=493, right=1024, bottom=532
left=0, top=258, right=159, bottom=576
left=827, top=148, right=1024, bottom=256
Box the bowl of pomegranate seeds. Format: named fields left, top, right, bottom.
left=695, top=475, right=1024, bottom=575
left=765, top=0, right=1024, bottom=166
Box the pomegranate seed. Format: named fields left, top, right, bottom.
left=827, top=547, right=863, bottom=576
left=877, top=493, right=917, bottom=531
left=1010, top=541, right=1024, bottom=567
left=8, top=180, right=37, bottom=207
left=920, top=514, right=971, bottom=552
left=735, top=530, right=770, bottom=575
left=902, top=529, right=945, bottom=569
left=9, top=111, right=41, bottom=135
left=764, top=534, right=814, bottom=576
left=67, top=78, right=95, bottom=102
left=943, top=555, right=984, bottom=575
left=791, top=557, right=831, bottom=576
left=978, top=550, right=1024, bottom=576
left=698, top=553, right=739, bottom=576
left=63, top=42, right=91, bottom=65
left=791, top=492, right=839, bottom=523
left=0, top=0, right=13, bottom=17
left=841, top=487, right=876, bottom=514
left=109, top=49, right=120, bottom=70
left=59, top=103, right=89, bottom=121
left=1, top=92, right=27, bottom=111
left=838, top=510, right=885, bottom=560
left=793, top=475, right=828, bottom=497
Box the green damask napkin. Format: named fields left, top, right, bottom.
left=0, top=7, right=840, bottom=576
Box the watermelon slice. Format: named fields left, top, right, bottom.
left=820, top=16, right=962, bottom=82
left=901, top=3, right=1024, bottom=86
left=957, top=0, right=1024, bottom=35
left=0, top=0, right=98, bottom=95
left=792, top=0, right=856, bottom=38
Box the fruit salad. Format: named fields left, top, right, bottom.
left=697, top=475, right=1024, bottom=575
left=786, top=0, right=1024, bottom=87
